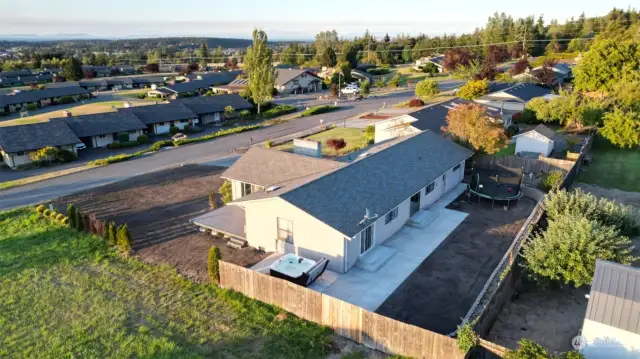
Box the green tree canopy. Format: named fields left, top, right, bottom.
left=244, top=29, right=275, bottom=113
left=62, top=57, right=84, bottom=81
left=457, top=79, right=489, bottom=100
left=573, top=39, right=640, bottom=92
left=600, top=108, right=640, bottom=148
left=319, top=47, right=337, bottom=67
left=415, top=79, right=439, bottom=97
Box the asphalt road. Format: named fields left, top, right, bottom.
left=0, top=88, right=430, bottom=210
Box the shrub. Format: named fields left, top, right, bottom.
left=364, top=125, right=375, bottom=144
left=265, top=140, right=272, bottom=148
left=506, top=124, right=519, bottom=137
left=116, top=224, right=132, bottom=254
left=415, top=79, right=439, bottom=97
left=326, top=138, right=347, bottom=154
left=261, top=104, right=296, bottom=119
left=456, top=322, right=478, bottom=353
left=457, top=79, right=489, bottom=100
left=118, top=133, right=129, bottom=142
left=75, top=210, right=84, bottom=231
left=503, top=339, right=550, bottom=359
left=57, top=96, right=75, bottom=104
left=387, top=74, right=401, bottom=88
left=88, top=153, right=135, bottom=166
left=67, top=204, right=76, bottom=228
left=26, top=103, right=38, bottom=111
left=239, top=109, right=251, bottom=119
left=208, top=246, right=221, bottom=284
left=538, top=170, right=564, bottom=192
left=150, top=140, right=173, bottom=151
left=300, top=105, right=339, bottom=117
left=49, top=211, right=58, bottom=219
left=219, top=181, right=233, bottom=205
left=55, top=149, right=77, bottom=163
left=359, top=80, right=371, bottom=95
left=61, top=217, right=69, bottom=226
left=373, top=78, right=386, bottom=88
left=107, top=221, right=117, bottom=246
left=209, top=192, right=217, bottom=209
left=137, top=94, right=146, bottom=99
left=137, top=135, right=150, bottom=144
left=55, top=213, right=65, bottom=221
left=169, top=126, right=180, bottom=135
left=36, top=204, right=46, bottom=214
left=367, top=68, right=390, bottom=75
left=107, top=141, right=121, bottom=149
left=43, top=209, right=51, bottom=217
left=408, top=98, right=425, bottom=107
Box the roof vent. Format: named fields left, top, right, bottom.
left=265, top=185, right=282, bottom=193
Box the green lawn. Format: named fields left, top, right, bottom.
left=577, top=136, right=640, bottom=192
left=275, top=127, right=368, bottom=157
left=494, top=143, right=516, bottom=158
left=117, top=88, right=159, bottom=101
left=0, top=208, right=332, bottom=358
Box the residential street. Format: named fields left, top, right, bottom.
left=0, top=88, right=434, bottom=210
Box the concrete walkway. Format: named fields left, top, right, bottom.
left=309, top=184, right=469, bottom=311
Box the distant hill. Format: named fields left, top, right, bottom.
left=0, top=37, right=274, bottom=50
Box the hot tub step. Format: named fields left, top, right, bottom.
left=227, top=237, right=247, bottom=249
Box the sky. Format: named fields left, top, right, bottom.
left=0, top=0, right=635, bottom=40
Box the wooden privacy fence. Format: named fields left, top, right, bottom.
left=474, top=155, right=574, bottom=174
left=219, top=261, right=465, bottom=359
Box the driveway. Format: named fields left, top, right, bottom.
left=307, top=184, right=468, bottom=311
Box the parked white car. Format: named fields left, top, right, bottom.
left=341, top=85, right=360, bottom=95
left=74, top=143, right=86, bottom=151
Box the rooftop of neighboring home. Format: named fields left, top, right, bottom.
left=514, top=124, right=560, bottom=142
left=0, top=86, right=91, bottom=106
left=198, top=70, right=243, bottom=86
left=173, top=94, right=252, bottom=115
left=52, top=112, right=146, bottom=138
left=0, top=69, right=32, bottom=78
left=79, top=79, right=109, bottom=87
left=118, top=102, right=197, bottom=124
left=106, top=77, right=134, bottom=85
left=232, top=130, right=473, bottom=237
left=213, top=77, right=249, bottom=90
left=476, top=83, right=551, bottom=103
left=404, top=98, right=472, bottom=133
left=132, top=76, right=165, bottom=84
left=585, top=260, right=640, bottom=335
left=275, top=68, right=320, bottom=86
left=0, top=120, right=80, bottom=153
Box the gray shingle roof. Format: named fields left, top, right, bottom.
left=275, top=69, right=320, bottom=87
left=277, top=131, right=473, bottom=236
left=531, top=124, right=558, bottom=141
left=132, top=76, right=165, bottom=85
left=198, top=70, right=242, bottom=86
left=117, top=102, right=197, bottom=124
left=0, top=87, right=90, bottom=107
left=222, top=147, right=345, bottom=187
left=585, top=260, right=640, bottom=334
left=0, top=121, right=80, bottom=153
left=502, top=83, right=551, bottom=102
left=174, top=94, right=252, bottom=115
left=407, top=98, right=472, bottom=133
left=53, top=112, right=146, bottom=138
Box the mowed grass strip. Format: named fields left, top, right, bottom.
left=0, top=208, right=332, bottom=358
left=577, top=136, right=640, bottom=192
left=275, top=127, right=368, bottom=157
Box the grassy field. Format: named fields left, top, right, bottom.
left=0, top=165, right=92, bottom=191
left=0, top=101, right=151, bottom=127
left=275, top=127, right=368, bottom=156
left=117, top=88, right=159, bottom=101
left=0, top=207, right=332, bottom=358
left=494, top=143, right=516, bottom=158
left=577, top=136, right=640, bottom=192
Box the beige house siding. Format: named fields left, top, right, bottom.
left=91, top=129, right=143, bottom=148
left=374, top=115, right=422, bottom=144
left=241, top=198, right=347, bottom=273
left=1, top=144, right=77, bottom=168
left=229, top=179, right=264, bottom=201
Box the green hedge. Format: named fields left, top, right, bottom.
left=300, top=105, right=339, bottom=117
left=366, top=68, right=391, bottom=75
left=260, top=104, right=296, bottom=119
left=174, top=125, right=260, bottom=146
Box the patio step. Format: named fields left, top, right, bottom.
left=406, top=209, right=439, bottom=229
left=226, top=237, right=247, bottom=249
left=355, top=245, right=396, bottom=272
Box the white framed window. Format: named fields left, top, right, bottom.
left=360, top=225, right=373, bottom=254
left=425, top=181, right=435, bottom=195
left=385, top=207, right=398, bottom=224
left=277, top=218, right=293, bottom=244
left=241, top=182, right=252, bottom=197
left=98, top=134, right=106, bottom=138
left=158, top=122, right=165, bottom=126
left=15, top=151, right=25, bottom=156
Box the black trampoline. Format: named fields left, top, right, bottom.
left=468, top=164, right=524, bottom=209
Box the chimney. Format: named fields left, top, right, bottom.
left=293, top=139, right=321, bottom=158
left=63, top=111, right=72, bottom=117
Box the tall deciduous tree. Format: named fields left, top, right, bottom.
left=62, top=57, right=84, bottom=81
left=456, top=79, right=489, bottom=100
left=443, top=48, right=473, bottom=71
left=244, top=29, right=275, bottom=114
left=573, top=39, right=640, bottom=92
left=442, top=103, right=507, bottom=154
left=600, top=108, right=640, bottom=148
left=510, top=58, right=531, bottom=75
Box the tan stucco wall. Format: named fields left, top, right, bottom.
left=241, top=198, right=347, bottom=273
left=374, top=115, right=422, bottom=143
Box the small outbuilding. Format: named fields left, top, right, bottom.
left=511, top=124, right=566, bottom=157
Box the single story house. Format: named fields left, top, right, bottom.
left=414, top=55, right=445, bottom=72
left=118, top=102, right=199, bottom=134
left=0, top=77, right=23, bottom=88
left=474, top=83, right=552, bottom=112
left=275, top=69, right=322, bottom=94
left=118, top=66, right=137, bottom=75
left=82, top=65, right=113, bottom=77
left=53, top=112, right=146, bottom=148
left=132, top=76, right=165, bottom=88
left=174, top=94, right=252, bottom=124
left=514, top=63, right=573, bottom=85
left=0, top=121, right=81, bottom=168
left=512, top=124, right=567, bottom=157
left=0, top=86, right=92, bottom=113
left=192, top=130, right=473, bottom=273
left=0, top=69, right=31, bottom=78
left=107, top=78, right=134, bottom=90
left=580, top=260, right=640, bottom=359
left=211, top=78, right=249, bottom=94
left=79, top=79, right=109, bottom=92
left=148, top=80, right=214, bottom=99
left=197, top=70, right=243, bottom=86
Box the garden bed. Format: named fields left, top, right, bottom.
left=273, top=127, right=369, bottom=157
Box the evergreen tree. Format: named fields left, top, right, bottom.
left=208, top=246, right=222, bottom=284
left=108, top=221, right=117, bottom=246
left=319, top=47, right=337, bottom=67
left=198, top=42, right=209, bottom=67
left=244, top=29, right=275, bottom=114
left=62, top=57, right=84, bottom=81
left=67, top=204, right=76, bottom=229
left=75, top=210, right=84, bottom=232
left=116, top=224, right=132, bottom=253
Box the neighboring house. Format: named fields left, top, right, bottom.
left=192, top=130, right=473, bottom=273
left=414, top=55, right=445, bottom=72
left=513, top=63, right=573, bottom=85
left=0, top=86, right=92, bottom=113
left=275, top=69, right=322, bottom=94
left=107, top=78, right=134, bottom=90
left=79, top=79, right=109, bottom=91
left=118, top=102, right=199, bottom=134
left=0, top=121, right=81, bottom=168
left=82, top=65, right=113, bottom=77
left=511, top=124, right=567, bottom=157
left=474, top=83, right=551, bottom=112
left=580, top=260, right=640, bottom=359
left=53, top=112, right=146, bottom=148
left=211, top=78, right=249, bottom=94
left=132, top=76, right=165, bottom=88
left=0, top=69, right=31, bottom=78
left=147, top=87, right=178, bottom=99
left=0, top=77, right=23, bottom=88
left=174, top=94, right=252, bottom=124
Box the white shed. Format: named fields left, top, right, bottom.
left=512, top=124, right=558, bottom=157
left=580, top=260, right=640, bottom=359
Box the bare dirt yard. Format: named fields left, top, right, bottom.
left=376, top=196, right=536, bottom=335
left=52, top=164, right=268, bottom=283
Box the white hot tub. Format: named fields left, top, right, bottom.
left=270, top=253, right=316, bottom=279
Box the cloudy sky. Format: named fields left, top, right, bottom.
left=0, top=0, right=634, bottom=39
